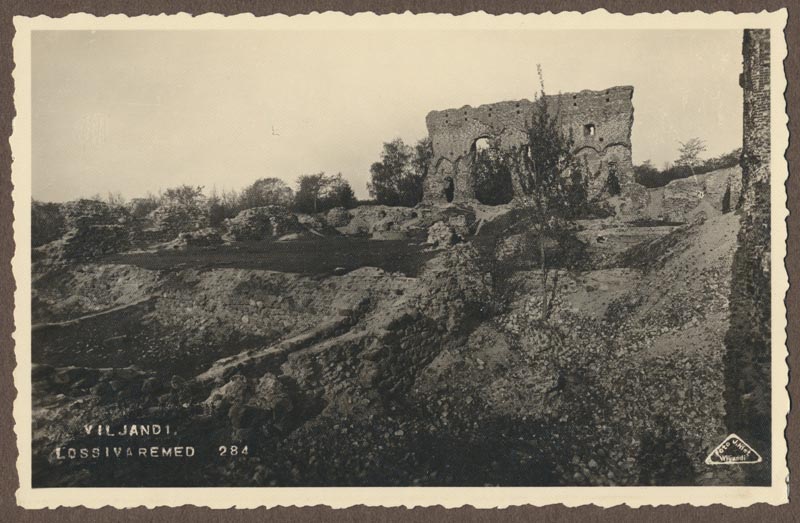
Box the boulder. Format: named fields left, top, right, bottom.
left=204, top=374, right=248, bottom=414
left=426, top=221, right=460, bottom=247
left=249, top=373, right=293, bottom=415
left=224, top=206, right=302, bottom=241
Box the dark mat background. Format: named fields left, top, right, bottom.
left=1, top=1, right=797, bottom=521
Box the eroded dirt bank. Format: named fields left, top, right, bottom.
left=30, top=206, right=749, bottom=487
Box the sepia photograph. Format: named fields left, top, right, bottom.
left=10, top=9, right=789, bottom=509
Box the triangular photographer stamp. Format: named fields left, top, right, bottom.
left=705, top=434, right=763, bottom=465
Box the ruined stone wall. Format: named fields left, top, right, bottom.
left=723, top=28, right=771, bottom=484
left=423, top=86, right=635, bottom=203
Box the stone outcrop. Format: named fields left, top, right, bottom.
left=335, top=206, right=419, bottom=236
left=39, top=224, right=130, bottom=261
left=224, top=206, right=302, bottom=241
left=147, top=203, right=208, bottom=236
left=326, top=207, right=352, bottom=227
left=423, top=86, right=635, bottom=204
left=34, top=199, right=132, bottom=261
left=61, top=199, right=130, bottom=230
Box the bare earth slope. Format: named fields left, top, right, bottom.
left=30, top=194, right=746, bottom=487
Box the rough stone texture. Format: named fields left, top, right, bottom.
left=31, top=201, right=66, bottom=247
left=224, top=206, right=302, bottom=241
left=426, top=221, right=460, bottom=247
left=168, top=228, right=224, bottom=249
left=326, top=207, right=352, bottom=227
left=723, top=29, right=771, bottom=484
left=147, top=203, right=208, bottom=237
left=424, top=86, right=635, bottom=204
left=336, top=206, right=419, bottom=236
left=204, top=374, right=249, bottom=414
left=61, top=199, right=130, bottom=230
left=250, top=373, right=293, bottom=414
left=37, top=224, right=131, bottom=261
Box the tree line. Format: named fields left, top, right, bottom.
left=634, top=139, right=741, bottom=188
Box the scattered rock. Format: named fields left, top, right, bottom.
left=426, top=221, right=459, bottom=247
left=224, top=206, right=302, bottom=241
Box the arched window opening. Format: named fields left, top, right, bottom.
left=443, top=176, right=455, bottom=203
left=473, top=137, right=491, bottom=153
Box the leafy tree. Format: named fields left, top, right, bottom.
left=294, top=173, right=330, bottom=213
left=412, top=137, right=434, bottom=187
left=472, top=138, right=515, bottom=205
left=162, top=184, right=205, bottom=206
left=368, top=138, right=429, bottom=207
left=239, top=177, right=294, bottom=209
left=675, top=137, right=707, bottom=176
left=293, top=172, right=357, bottom=213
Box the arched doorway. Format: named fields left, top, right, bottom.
left=471, top=137, right=514, bottom=205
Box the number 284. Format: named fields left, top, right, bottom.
left=218, top=445, right=248, bottom=457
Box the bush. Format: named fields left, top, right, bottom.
left=31, top=200, right=66, bottom=247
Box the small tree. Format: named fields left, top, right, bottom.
left=503, top=66, right=583, bottom=320
left=326, top=173, right=358, bottom=209
left=162, top=185, right=205, bottom=206
left=675, top=137, right=707, bottom=176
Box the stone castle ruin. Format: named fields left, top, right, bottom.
left=423, top=86, right=635, bottom=204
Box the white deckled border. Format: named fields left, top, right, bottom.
left=10, top=8, right=790, bottom=509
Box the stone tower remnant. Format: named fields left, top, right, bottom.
left=723, top=28, right=772, bottom=484
left=423, top=86, right=635, bottom=204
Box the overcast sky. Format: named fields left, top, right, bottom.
left=32, top=29, right=743, bottom=202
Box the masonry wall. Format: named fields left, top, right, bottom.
left=423, top=86, right=635, bottom=203
left=723, top=28, right=771, bottom=485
